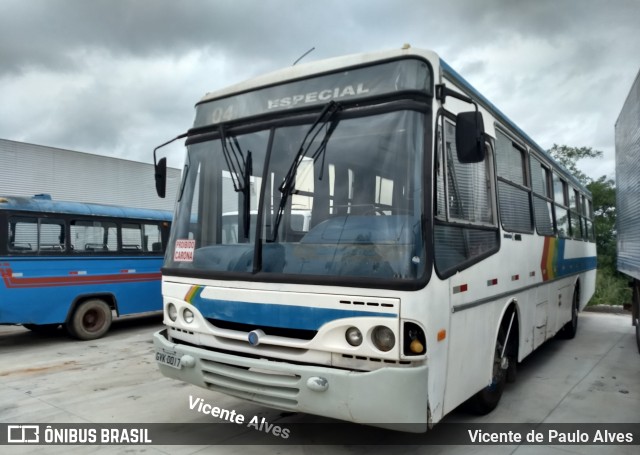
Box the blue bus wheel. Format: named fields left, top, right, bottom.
left=67, top=299, right=113, bottom=341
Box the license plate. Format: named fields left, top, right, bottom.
left=155, top=350, right=182, bottom=369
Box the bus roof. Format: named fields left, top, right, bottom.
left=197, top=45, right=589, bottom=195
left=198, top=47, right=439, bottom=105
left=0, top=195, right=172, bottom=221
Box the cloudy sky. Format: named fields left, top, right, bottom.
left=1, top=0, right=638, bottom=178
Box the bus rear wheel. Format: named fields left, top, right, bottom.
left=67, top=299, right=113, bottom=341
left=557, top=287, right=579, bottom=340
left=632, top=280, right=640, bottom=354
left=635, top=316, right=640, bottom=355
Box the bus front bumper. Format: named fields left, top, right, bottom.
left=153, top=329, right=429, bottom=432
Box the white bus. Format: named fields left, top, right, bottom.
left=153, top=46, right=596, bottom=431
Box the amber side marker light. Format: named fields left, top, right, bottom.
left=437, top=329, right=447, bottom=342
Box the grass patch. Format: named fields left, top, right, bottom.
left=588, top=268, right=632, bottom=306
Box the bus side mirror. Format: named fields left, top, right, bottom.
left=456, top=111, right=485, bottom=163
left=155, top=157, right=167, bottom=198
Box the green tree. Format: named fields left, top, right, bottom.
left=587, top=176, right=616, bottom=271
left=548, top=143, right=602, bottom=185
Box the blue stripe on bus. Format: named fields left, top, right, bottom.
left=556, top=256, right=598, bottom=277
left=189, top=291, right=396, bottom=331
left=554, top=239, right=597, bottom=278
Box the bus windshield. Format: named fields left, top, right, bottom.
left=166, top=108, right=426, bottom=284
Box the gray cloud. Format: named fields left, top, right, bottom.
left=1, top=0, right=638, bottom=177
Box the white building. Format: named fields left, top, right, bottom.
left=0, top=139, right=181, bottom=211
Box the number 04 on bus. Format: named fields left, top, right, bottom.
left=152, top=47, right=596, bottom=431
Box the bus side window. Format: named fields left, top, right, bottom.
left=7, top=217, right=37, bottom=252
left=122, top=223, right=143, bottom=251
left=70, top=220, right=117, bottom=252
left=434, top=119, right=499, bottom=275
left=569, top=188, right=581, bottom=239
left=39, top=219, right=66, bottom=252
left=495, top=130, right=533, bottom=233
left=529, top=156, right=555, bottom=236
left=142, top=223, right=162, bottom=252
left=553, top=174, right=570, bottom=237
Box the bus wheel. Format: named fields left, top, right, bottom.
left=67, top=299, right=113, bottom=340
left=633, top=280, right=640, bottom=354
left=558, top=288, right=579, bottom=340
left=23, top=324, right=61, bottom=335
left=635, top=316, right=640, bottom=355
left=468, top=326, right=508, bottom=415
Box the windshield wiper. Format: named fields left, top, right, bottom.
left=270, top=101, right=342, bottom=242
left=220, top=126, right=253, bottom=241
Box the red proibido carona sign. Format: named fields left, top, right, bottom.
left=174, top=239, right=195, bottom=262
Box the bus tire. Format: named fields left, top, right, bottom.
left=23, top=323, right=61, bottom=335
left=67, top=299, right=112, bottom=340
left=633, top=280, right=640, bottom=354
left=635, top=316, right=640, bottom=355
left=468, top=326, right=508, bottom=415
left=558, top=287, right=579, bottom=340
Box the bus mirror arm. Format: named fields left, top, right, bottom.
left=436, top=84, right=475, bottom=107
left=152, top=132, right=188, bottom=198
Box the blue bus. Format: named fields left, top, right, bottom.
left=0, top=194, right=172, bottom=340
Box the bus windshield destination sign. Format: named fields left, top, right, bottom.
left=193, top=58, right=431, bottom=127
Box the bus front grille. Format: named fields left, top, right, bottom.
left=200, top=359, right=300, bottom=408
left=205, top=318, right=317, bottom=341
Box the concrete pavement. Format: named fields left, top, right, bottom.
left=0, top=311, right=638, bottom=454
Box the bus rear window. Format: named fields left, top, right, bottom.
left=8, top=217, right=37, bottom=252
left=7, top=216, right=65, bottom=253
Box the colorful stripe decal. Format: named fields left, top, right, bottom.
left=540, top=237, right=596, bottom=281
left=184, top=285, right=202, bottom=304
left=186, top=287, right=396, bottom=331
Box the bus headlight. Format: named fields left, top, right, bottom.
left=372, top=326, right=395, bottom=352
left=345, top=327, right=363, bottom=346
left=183, top=308, right=195, bottom=324
left=167, top=303, right=178, bottom=322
